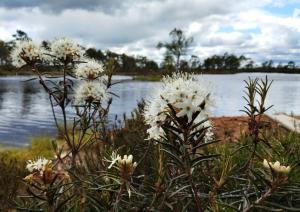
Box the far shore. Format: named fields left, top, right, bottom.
left=2, top=66, right=300, bottom=78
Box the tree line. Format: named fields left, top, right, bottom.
left=0, top=29, right=299, bottom=74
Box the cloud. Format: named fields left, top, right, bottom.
left=0, top=0, right=127, bottom=14
left=0, top=0, right=300, bottom=63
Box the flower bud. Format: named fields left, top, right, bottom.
left=263, top=159, right=291, bottom=174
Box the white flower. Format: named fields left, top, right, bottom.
left=51, top=38, right=83, bottom=62
left=144, top=72, right=214, bottom=140
left=26, top=157, right=51, bottom=174
left=10, top=40, right=44, bottom=67
left=75, top=59, right=105, bottom=80
left=74, top=81, right=108, bottom=104
left=263, top=159, right=291, bottom=174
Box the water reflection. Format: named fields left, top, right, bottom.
left=0, top=73, right=300, bottom=146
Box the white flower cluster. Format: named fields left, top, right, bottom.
left=74, top=81, right=108, bottom=104
left=74, top=58, right=108, bottom=105
left=10, top=40, right=44, bottom=68
left=26, top=157, right=51, bottom=174
left=75, top=59, right=105, bottom=80
left=51, top=37, right=84, bottom=62
left=108, top=152, right=137, bottom=169
left=144, top=73, right=214, bottom=141
left=10, top=37, right=84, bottom=68
left=263, top=159, right=291, bottom=174
left=117, top=154, right=137, bottom=168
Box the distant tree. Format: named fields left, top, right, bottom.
left=120, top=54, right=138, bottom=73
left=85, top=48, right=105, bottom=61
left=157, top=28, right=193, bottom=72
left=203, top=55, right=223, bottom=70
left=203, top=53, right=246, bottom=71
left=203, top=56, right=216, bottom=70
left=262, top=60, right=273, bottom=69
left=223, top=53, right=246, bottom=70
left=135, top=56, right=159, bottom=72
left=12, top=30, right=30, bottom=41
left=145, top=60, right=159, bottom=72
left=136, top=56, right=147, bottom=69
left=245, top=60, right=254, bottom=69
left=287, top=61, right=296, bottom=69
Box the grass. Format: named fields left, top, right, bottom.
left=0, top=136, right=54, bottom=162
left=132, top=75, right=162, bottom=81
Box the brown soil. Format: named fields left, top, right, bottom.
left=210, top=115, right=279, bottom=142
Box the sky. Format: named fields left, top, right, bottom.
left=0, top=0, right=300, bottom=64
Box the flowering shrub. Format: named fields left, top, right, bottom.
left=74, top=58, right=105, bottom=80
left=74, top=80, right=108, bottom=104
left=26, top=157, right=51, bottom=174
left=51, top=37, right=84, bottom=63
left=144, top=73, right=214, bottom=141
left=8, top=37, right=300, bottom=211
left=11, top=40, right=45, bottom=67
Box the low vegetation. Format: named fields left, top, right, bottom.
left=1, top=98, right=300, bottom=211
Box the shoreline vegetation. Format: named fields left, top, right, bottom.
left=2, top=65, right=300, bottom=76
left=2, top=66, right=300, bottom=82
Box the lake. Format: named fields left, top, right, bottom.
left=1, top=73, right=300, bottom=146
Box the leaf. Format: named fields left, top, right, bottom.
left=55, top=194, right=76, bottom=212
left=26, top=188, right=46, bottom=201
left=21, top=77, right=38, bottom=82
left=169, top=185, right=191, bottom=198
left=250, top=169, right=272, bottom=188
left=191, top=140, right=219, bottom=151
left=85, top=194, right=106, bottom=211
left=191, top=154, right=219, bottom=167
left=190, top=118, right=209, bottom=130
left=161, top=148, right=185, bottom=167
left=156, top=140, right=182, bottom=155
left=188, top=126, right=209, bottom=140
left=164, top=201, right=174, bottom=210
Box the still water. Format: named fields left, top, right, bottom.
left=0, top=73, right=300, bottom=146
